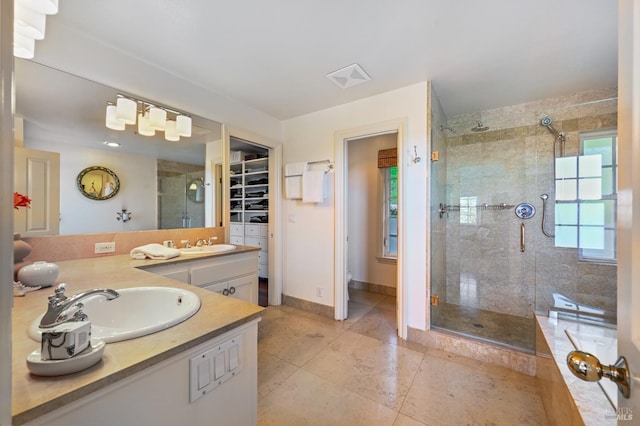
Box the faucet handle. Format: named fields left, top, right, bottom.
left=49, top=283, right=68, bottom=306
left=54, top=283, right=66, bottom=295
left=208, top=236, right=218, bottom=245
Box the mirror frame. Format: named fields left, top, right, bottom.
left=76, top=166, right=120, bottom=200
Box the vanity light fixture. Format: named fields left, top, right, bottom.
left=105, top=94, right=192, bottom=142
left=13, top=0, right=59, bottom=59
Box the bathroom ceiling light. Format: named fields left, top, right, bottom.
left=15, top=3, right=47, bottom=40
left=164, top=119, right=180, bottom=142
left=176, top=115, right=192, bottom=137
left=116, top=96, right=137, bottom=125
left=137, top=111, right=155, bottom=136
left=103, top=141, right=121, bottom=148
left=22, top=0, right=59, bottom=15
left=13, top=32, right=35, bottom=59
left=13, top=0, right=59, bottom=59
left=105, top=104, right=126, bottom=131
left=149, top=106, right=167, bottom=131
left=104, top=95, right=192, bottom=141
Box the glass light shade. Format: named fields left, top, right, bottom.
left=116, top=97, right=137, bottom=125
left=137, top=112, right=155, bottom=136
left=13, top=32, right=35, bottom=59
left=176, top=115, right=192, bottom=137
left=21, top=0, right=59, bottom=15
left=105, top=105, right=126, bottom=131
left=15, top=4, right=47, bottom=39
left=164, top=120, right=180, bottom=142
left=149, top=107, right=167, bottom=130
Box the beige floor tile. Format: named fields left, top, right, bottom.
left=377, top=295, right=397, bottom=311
left=348, top=306, right=427, bottom=352
left=349, top=288, right=386, bottom=306
left=258, top=309, right=343, bottom=367
left=400, top=349, right=548, bottom=426
left=304, top=330, right=424, bottom=410
left=258, top=350, right=298, bottom=400
left=392, top=413, right=427, bottom=426
left=258, top=369, right=398, bottom=426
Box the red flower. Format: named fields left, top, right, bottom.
left=14, top=192, right=31, bottom=209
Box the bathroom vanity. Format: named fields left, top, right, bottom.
left=11, top=247, right=263, bottom=425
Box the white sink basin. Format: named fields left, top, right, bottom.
left=29, top=287, right=201, bottom=343
left=180, top=244, right=236, bottom=255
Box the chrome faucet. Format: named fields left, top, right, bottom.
left=39, top=283, right=120, bottom=328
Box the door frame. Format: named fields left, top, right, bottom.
left=334, top=118, right=408, bottom=338
left=221, top=125, right=283, bottom=306
left=617, top=0, right=640, bottom=412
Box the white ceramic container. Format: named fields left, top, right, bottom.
left=18, top=261, right=59, bottom=287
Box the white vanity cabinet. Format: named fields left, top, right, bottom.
left=142, top=251, right=259, bottom=304
left=190, top=253, right=258, bottom=304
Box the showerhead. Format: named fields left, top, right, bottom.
left=471, top=120, right=489, bottom=132
left=540, top=117, right=553, bottom=126
left=540, top=193, right=549, bottom=200
left=540, top=116, right=562, bottom=138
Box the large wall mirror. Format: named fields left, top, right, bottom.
left=15, top=59, right=224, bottom=235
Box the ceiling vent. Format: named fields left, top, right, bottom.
left=326, top=63, right=371, bottom=89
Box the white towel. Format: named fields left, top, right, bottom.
left=130, top=243, right=181, bottom=260
left=285, top=176, right=303, bottom=199
left=285, top=162, right=307, bottom=177
left=302, top=169, right=326, bottom=203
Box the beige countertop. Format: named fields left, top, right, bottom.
left=12, top=246, right=264, bottom=425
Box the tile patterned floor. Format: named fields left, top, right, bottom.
left=258, top=289, right=549, bottom=425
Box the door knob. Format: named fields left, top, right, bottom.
left=566, top=350, right=631, bottom=398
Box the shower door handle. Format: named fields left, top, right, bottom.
left=520, top=223, right=525, bottom=252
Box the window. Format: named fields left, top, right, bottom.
left=382, top=166, right=398, bottom=258
left=554, top=130, right=617, bottom=263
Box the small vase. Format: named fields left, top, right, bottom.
left=18, top=261, right=59, bottom=288
left=13, top=233, right=32, bottom=264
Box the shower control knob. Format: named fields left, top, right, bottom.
left=566, top=350, right=631, bottom=398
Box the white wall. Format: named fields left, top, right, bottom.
left=347, top=134, right=397, bottom=288
left=282, top=82, right=428, bottom=330
left=26, top=139, right=157, bottom=234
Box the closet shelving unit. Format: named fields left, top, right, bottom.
left=229, top=155, right=269, bottom=278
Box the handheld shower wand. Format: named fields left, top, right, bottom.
left=540, top=193, right=554, bottom=237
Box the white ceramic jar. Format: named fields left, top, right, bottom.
left=18, top=261, right=59, bottom=287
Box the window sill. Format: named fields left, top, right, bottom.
left=376, top=256, right=397, bottom=264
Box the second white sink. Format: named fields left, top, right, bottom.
left=180, top=244, right=236, bottom=255
left=29, top=286, right=201, bottom=343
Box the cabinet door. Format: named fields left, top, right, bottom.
left=202, top=281, right=229, bottom=295
left=228, top=274, right=257, bottom=304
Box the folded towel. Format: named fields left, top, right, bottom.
left=285, top=162, right=307, bottom=177
left=285, top=175, right=302, bottom=199
left=302, top=169, right=326, bottom=203
left=130, top=243, right=181, bottom=260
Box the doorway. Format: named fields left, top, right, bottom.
left=346, top=134, right=398, bottom=314
left=334, top=118, right=407, bottom=337
left=227, top=135, right=277, bottom=307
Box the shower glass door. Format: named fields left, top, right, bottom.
left=430, top=121, right=538, bottom=353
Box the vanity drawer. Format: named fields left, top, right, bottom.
left=229, top=224, right=244, bottom=236
left=245, top=224, right=261, bottom=237
left=257, top=251, right=268, bottom=265
left=229, top=235, right=244, bottom=245
left=244, top=237, right=267, bottom=250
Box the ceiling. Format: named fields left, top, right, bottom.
left=28, top=0, right=618, bottom=122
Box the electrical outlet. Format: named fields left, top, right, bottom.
left=316, top=287, right=323, bottom=298
left=95, top=242, right=116, bottom=253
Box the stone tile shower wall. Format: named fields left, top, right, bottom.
left=443, top=88, right=617, bottom=319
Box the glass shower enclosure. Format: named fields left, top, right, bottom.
left=429, top=88, right=618, bottom=353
